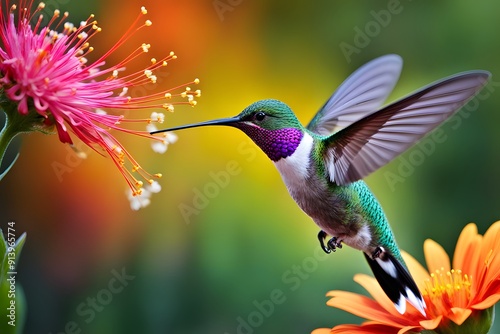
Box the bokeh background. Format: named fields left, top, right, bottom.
left=1, top=0, right=500, bottom=333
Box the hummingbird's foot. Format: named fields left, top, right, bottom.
left=318, top=230, right=343, bottom=254
left=327, top=236, right=343, bottom=251
left=318, top=230, right=331, bottom=253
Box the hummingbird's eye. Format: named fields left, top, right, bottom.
left=254, top=111, right=266, bottom=121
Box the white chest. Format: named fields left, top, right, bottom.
left=274, top=132, right=313, bottom=189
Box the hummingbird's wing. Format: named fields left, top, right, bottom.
left=306, top=54, right=403, bottom=136
left=323, top=71, right=491, bottom=186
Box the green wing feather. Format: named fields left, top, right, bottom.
left=323, top=71, right=491, bottom=186
left=307, top=54, right=402, bottom=135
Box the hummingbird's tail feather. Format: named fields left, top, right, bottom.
left=363, top=252, right=426, bottom=316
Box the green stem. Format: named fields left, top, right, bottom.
left=0, top=102, right=47, bottom=178
left=0, top=111, right=20, bottom=168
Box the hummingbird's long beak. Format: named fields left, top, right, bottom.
left=150, top=116, right=241, bottom=134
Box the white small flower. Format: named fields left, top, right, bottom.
left=146, top=123, right=158, bottom=133
left=130, top=197, right=151, bottom=211
left=127, top=188, right=152, bottom=210
left=152, top=141, right=168, bottom=154
left=126, top=180, right=162, bottom=210
left=147, top=123, right=177, bottom=154
left=165, top=132, right=178, bottom=144
left=147, top=180, right=161, bottom=193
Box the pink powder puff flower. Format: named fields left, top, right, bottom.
left=0, top=0, right=199, bottom=198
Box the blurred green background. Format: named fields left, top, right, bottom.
left=1, top=0, right=500, bottom=333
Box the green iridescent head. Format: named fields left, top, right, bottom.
left=150, top=99, right=306, bottom=161
left=235, top=99, right=303, bottom=131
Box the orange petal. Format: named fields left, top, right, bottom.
left=326, top=291, right=407, bottom=327
left=311, top=328, right=332, bottom=334
left=453, top=223, right=479, bottom=273
left=479, top=221, right=500, bottom=287
left=402, top=251, right=430, bottom=291
left=472, top=293, right=500, bottom=309
left=397, top=325, right=423, bottom=334
left=475, top=264, right=500, bottom=302
left=449, top=307, right=472, bottom=325
left=353, top=274, right=400, bottom=315
left=419, top=315, right=442, bottom=329
left=480, top=221, right=500, bottom=257
left=424, top=239, right=450, bottom=274
left=468, top=223, right=500, bottom=298
left=466, top=235, right=483, bottom=285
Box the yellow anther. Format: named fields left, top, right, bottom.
left=145, top=20, right=152, bottom=26
left=152, top=112, right=165, bottom=123
left=162, top=104, right=174, bottom=112
left=38, top=2, right=46, bottom=9
left=169, top=51, right=177, bottom=60
left=150, top=58, right=157, bottom=64
left=164, top=93, right=172, bottom=99
left=194, top=78, right=200, bottom=84
left=141, top=6, right=148, bottom=14
left=119, top=87, right=129, bottom=97
left=54, top=9, right=60, bottom=16
left=155, top=173, right=162, bottom=178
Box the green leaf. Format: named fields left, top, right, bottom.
left=0, top=231, right=26, bottom=282
left=0, top=111, right=22, bottom=182
left=0, top=152, right=19, bottom=181
left=0, top=231, right=27, bottom=334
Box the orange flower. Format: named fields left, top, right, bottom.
left=313, top=222, right=500, bottom=334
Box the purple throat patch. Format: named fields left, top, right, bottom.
left=242, top=127, right=303, bottom=161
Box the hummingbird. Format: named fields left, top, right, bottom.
left=152, top=54, right=490, bottom=315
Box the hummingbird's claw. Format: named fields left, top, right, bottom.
left=327, top=237, right=343, bottom=251
left=318, top=230, right=343, bottom=254
left=318, top=230, right=331, bottom=253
